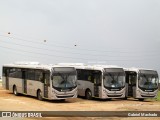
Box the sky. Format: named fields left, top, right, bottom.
left=0, top=0, right=160, bottom=76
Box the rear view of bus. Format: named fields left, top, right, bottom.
left=102, top=67, right=126, bottom=99
left=51, top=67, right=77, bottom=99
left=125, top=68, right=159, bottom=101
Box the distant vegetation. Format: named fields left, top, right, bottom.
left=156, top=91, right=160, bottom=101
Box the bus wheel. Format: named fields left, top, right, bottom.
left=139, top=98, right=144, bottom=101
left=37, top=90, right=43, bottom=101
left=85, top=89, right=92, bottom=100
left=106, top=98, right=112, bottom=101
left=60, top=99, right=66, bottom=102
left=13, top=85, right=19, bottom=96
left=123, top=97, right=127, bottom=100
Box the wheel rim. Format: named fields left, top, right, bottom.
left=38, top=91, right=42, bottom=99
left=14, top=87, right=17, bottom=95
left=87, top=91, right=91, bottom=99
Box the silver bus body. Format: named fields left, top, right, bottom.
left=124, top=68, right=159, bottom=101
left=2, top=62, right=77, bottom=100
left=57, top=63, right=126, bottom=99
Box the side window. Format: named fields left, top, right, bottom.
left=129, top=76, right=131, bottom=85
left=77, top=69, right=95, bottom=82
left=77, top=69, right=80, bottom=80
left=77, top=69, right=83, bottom=80
left=93, top=71, right=101, bottom=85
left=16, top=69, right=22, bottom=78
left=86, top=70, right=91, bottom=81
left=80, top=70, right=88, bottom=81
left=9, top=68, right=16, bottom=77
left=27, top=69, right=35, bottom=80
left=3, top=67, right=22, bottom=78
left=88, top=74, right=91, bottom=81
left=10, top=68, right=22, bottom=78
left=35, top=70, right=43, bottom=82
left=2, top=67, right=6, bottom=76
left=3, top=67, right=9, bottom=76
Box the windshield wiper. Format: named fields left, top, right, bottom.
left=142, top=74, right=147, bottom=81
left=57, top=72, right=74, bottom=88
left=107, top=73, right=114, bottom=80
left=56, top=72, right=65, bottom=81
left=116, top=73, right=120, bottom=80
left=107, top=73, right=117, bottom=85
left=56, top=72, right=67, bottom=88
left=142, top=74, right=153, bottom=89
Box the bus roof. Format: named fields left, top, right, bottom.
left=3, top=63, right=51, bottom=70
left=56, top=63, right=86, bottom=66
left=56, top=63, right=124, bottom=71
left=3, top=62, right=76, bottom=70
left=124, top=67, right=157, bottom=73
left=92, top=65, right=122, bottom=68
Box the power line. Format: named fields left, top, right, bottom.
left=0, top=41, right=159, bottom=62
left=0, top=39, right=118, bottom=57
left=0, top=33, right=158, bottom=54
left=0, top=44, right=151, bottom=62
left=1, top=39, right=158, bottom=58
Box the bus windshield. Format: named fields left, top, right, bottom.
left=103, top=68, right=125, bottom=89
left=51, top=67, right=77, bottom=90
left=139, top=70, right=158, bottom=89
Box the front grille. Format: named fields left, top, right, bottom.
left=53, top=86, right=76, bottom=92
left=139, top=87, right=157, bottom=92
left=56, top=95, right=74, bottom=98
left=141, top=95, right=155, bottom=97
left=104, top=86, right=124, bottom=91
left=107, top=94, right=122, bottom=97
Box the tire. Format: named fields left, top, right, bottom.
left=37, top=90, right=43, bottom=101
left=85, top=89, right=92, bottom=100
left=123, top=97, right=127, bottom=100
left=60, top=99, right=66, bottom=102
left=106, top=98, right=112, bottom=101
left=139, top=98, right=144, bottom=101
left=13, top=86, right=19, bottom=96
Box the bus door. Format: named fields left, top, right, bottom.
left=94, top=80, right=99, bottom=97
left=5, top=68, right=9, bottom=90
left=93, top=72, right=101, bottom=97
left=43, top=72, right=50, bottom=98
left=126, top=71, right=137, bottom=97
left=22, top=70, right=27, bottom=94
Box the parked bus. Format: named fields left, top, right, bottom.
left=57, top=63, right=126, bottom=100
left=2, top=62, right=77, bottom=101
left=124, top=68, right=159, bottom=101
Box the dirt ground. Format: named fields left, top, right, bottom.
left=0, top=83, right=160, bottom=120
